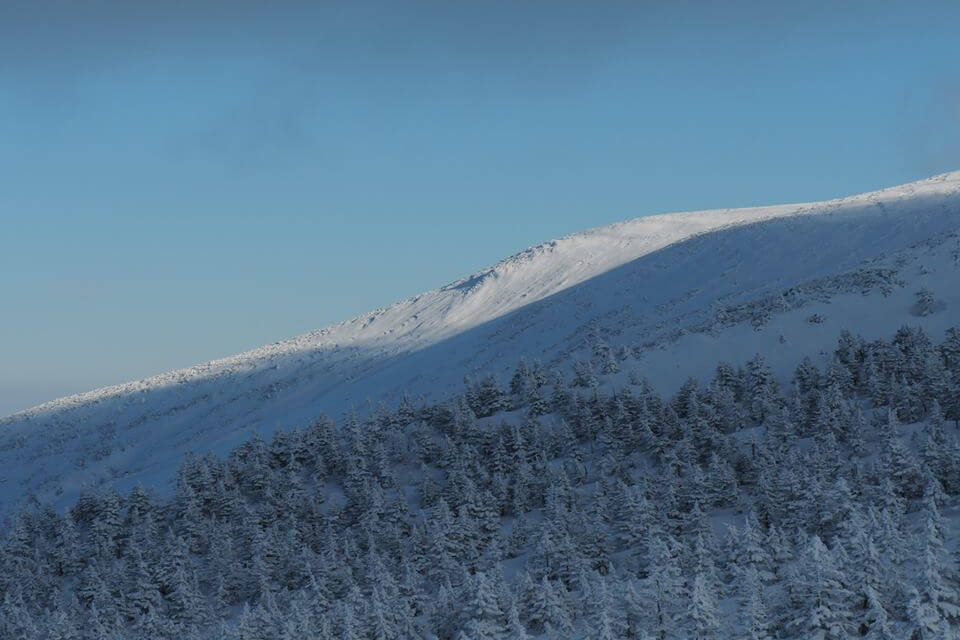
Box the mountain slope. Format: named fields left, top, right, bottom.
left=2, top=171, right=960, bottom=517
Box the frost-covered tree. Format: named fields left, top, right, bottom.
left=738, top=567, right=772, bottom=640
left=642, top=533, right=683, bottom=640
left=783, top=536, right=854, bottom=640
left=459, top=572, right=506, bottom=640
left=687, top=572, right=720, bottom=640
left=916, top=288, right=938, bottom=316
left=6, top=325, right=960, bottom=639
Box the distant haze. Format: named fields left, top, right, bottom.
left=2, top=0, right=959, bottom=416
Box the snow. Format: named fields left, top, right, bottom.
left=1, top=170, right=959, bottom=519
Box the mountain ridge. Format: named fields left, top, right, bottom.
left=1, top=170, right=959, bottom=518
left=6, top=170, right=959, bottom=423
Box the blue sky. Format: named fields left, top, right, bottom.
left=2, top=0, right=959, bottom=415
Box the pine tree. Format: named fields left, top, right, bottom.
left=166, top=564, right=210, bottom=631
left=588, top=607, right=619, bottom=640
left=687, top=571, right=720, bottom=639
left=913, top=505, right=960, bottom=623
left=469, top=376, right=507, bottom=418
left=905, top=586, right=942, bottom=640
left=85, top=603, right=120, bottom=640
left=0, top=587, right=38, bottom=640
left=860, top=585, right=896, bottom=640
left=583, top=574, right=623, bottom=638
left=612, top=480, right=650, bottom=552
left=367, top=584, right=400, bottom=640
left=45, top=607, right=80, bottom=640
left=746, top=353, right=778, bottom=424
left=511, top=359, right=533, bottom=398
left=942, top=327, right=960, bottom=370
left=731, top=511, right=773, bottom=584
left=459, top=572, right=506, bottom=640
left=783, top=535, right=854, bottom=640
left=847, top=405, right=868, bottom=457
left=642, top=534, right=683, bottom=640
left=573, top=360, right=599, bottom=389
left=122, top=547, right=163, bottom=621
left=524, top=577, right=572, bottom=635
left=430, top=581, right=459, bottom=640
left=504, top=601, right=530, bottom=640
left=89, top=491, right=122, bottom=559
left=76, top=560, right=117, bottom=620
left=706, top=452, right=738, bottom=507
left=916, top=288, right=937, bottom=316
left=622, top=580, right=646, bottom=639
left=53, top=515, right=83, bottom=577
left=601, top=349, right=620, bottom=375
left=737, top=567, right=771, bottom=640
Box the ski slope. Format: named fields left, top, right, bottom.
left=2, top=171, right=960, bottom=518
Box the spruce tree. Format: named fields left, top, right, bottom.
left=687, top=571, right=720, bottom=640
left=783, top=535, right=854, bottom=640
left=642, top=534, right=683, bottom=640
left=738, top=567, right=772, bottom=640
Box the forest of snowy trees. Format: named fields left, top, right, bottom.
left=4, top=325, right=960, bottom=639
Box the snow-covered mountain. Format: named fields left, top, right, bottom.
left=2, top=171, right=960, bottom=517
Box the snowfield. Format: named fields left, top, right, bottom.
left=2, top=170, right=959, bottom=518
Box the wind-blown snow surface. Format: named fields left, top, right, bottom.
left=2, top=171, right=960, bottom=518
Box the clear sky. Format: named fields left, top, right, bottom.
left=2, top=0, right=959, bottom=416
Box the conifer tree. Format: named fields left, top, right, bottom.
left=746, top=353, right=778, bottom=423
left=459, top=572, right=506, bottom=640
left=905, top=586, right=942, bottom=640
left=687, top=571, right=720, bottom=640
left=912, top=505, right=960, bottom=623
left=504, top=600, right=530, bottom=640
left=123, top=547, right=163, bottom=621
left=860, top=585, right=896, bottom=640
left=45, top=607, right=80, bottom=640
left=738, top=567, right=772, bottom=640
left=783, top=535, right=854, bottom=640
left=642, top=534, right=683, bottom=640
